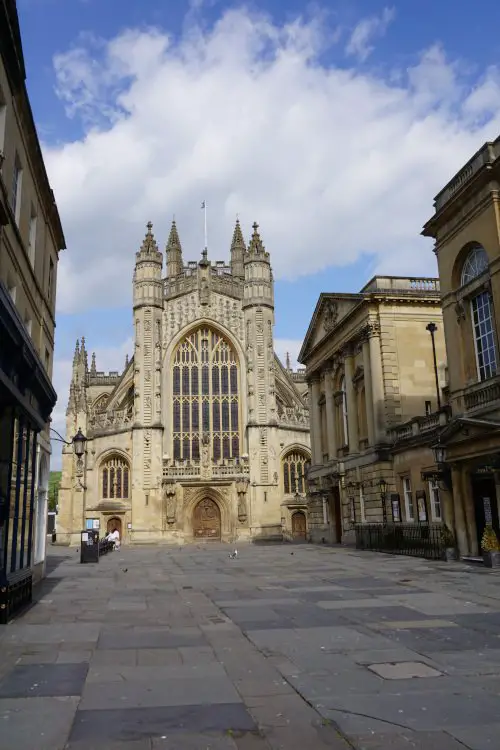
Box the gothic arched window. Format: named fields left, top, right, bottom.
left=101, top=455, right=130, bottom=499
left=93, top=393, right=110, bottom=413
left=283, top=450, right=310, bottom=495
left=172, top=326, right=240, bottom=461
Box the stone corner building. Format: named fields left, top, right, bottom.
left=0, top=0, right=65, bottom=617
left=422, top=134, right=500, bottom=557
left=298, top=276, right=447, bottom=544
left=57, top=220, right=310, bottom=545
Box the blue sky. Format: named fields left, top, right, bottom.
left=16, top=0, right=500, bottom=464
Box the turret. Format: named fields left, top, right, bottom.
left=230, top=218, right=246, bottom=279
left=66, top=337, right=88, bottom=416
left=133, top=221, right=163, bottom=310
left=243, top=222, right=274, bottom=310
left=165, top=219, right=183, bottom=278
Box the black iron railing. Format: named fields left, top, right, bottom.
left=0, top=570, right=33, bottom=624
left=355, top=523, right=444, bottom=560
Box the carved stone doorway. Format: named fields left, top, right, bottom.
left=193, top=498, right=221, bottom=540
left=291, top=511, right=307, bottom=540
left=107, top=517, right=122, bottom=538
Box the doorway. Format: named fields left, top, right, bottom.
left=107, top=517, right=122, bottom=539
left=472, top=473, right=500, bottom=552
left=291, top=511, right=307, bottom=540
left=193, top=498, right=221, bottom=539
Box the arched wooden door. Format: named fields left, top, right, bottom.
left=292, top=511, right=307, bottom=540
left=193, top=498, right=221, bottom=539
left=106, top=517, right=122, bottom=537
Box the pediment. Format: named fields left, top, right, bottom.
left=299, top=293, right=362, bottom=363
left=440, top=417, right=500, bottom=447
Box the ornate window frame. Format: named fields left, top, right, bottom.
left=457, top=244, right=497, bottom=382
left=100, top=455, right=130, bottom=500
left=282, top=449, right=311, bottom=495
left=170, top=325, right=242, bottom=462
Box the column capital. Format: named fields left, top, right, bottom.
left=340, top=342, right=355, bottom=359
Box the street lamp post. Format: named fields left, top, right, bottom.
left=50, top=427, right=87, bottom=456
left=426, top=322, right=441, bottom=411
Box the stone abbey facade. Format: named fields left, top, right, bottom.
left=57, top=220, right=310, bottom=545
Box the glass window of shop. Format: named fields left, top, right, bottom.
left=4, top=414, right=38, bottom=575
left=0, top=405, right=16, bottom=575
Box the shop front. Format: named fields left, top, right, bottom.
left=0, top=282, right=57, bottom=623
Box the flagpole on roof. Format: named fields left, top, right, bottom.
left=201, top=200, right=208, bottom=260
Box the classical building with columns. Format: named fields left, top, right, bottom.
left=56, top=219, right=310, bottom=545
left=298, top=276, right=447, bottom=544
left=422, top=134, right=500, bottom=558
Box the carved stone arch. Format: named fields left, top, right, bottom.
left=96, top=447, right=131, bottom=470
left=164, top=317, right=246, bottom=370
left=183, top=485, right=232, bottom=540
left=93, top=393, right=110, bottom=413
left=279, top=442, right=311, bottom=461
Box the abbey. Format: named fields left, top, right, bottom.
left=57, top=220, right=310, bottom=545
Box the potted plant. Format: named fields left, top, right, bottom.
left=440, top=524, right=458, bottom=561
left=481, top=525, right=500, bottom=568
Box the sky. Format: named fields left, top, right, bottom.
left=16, top=0, right=500, bottom=468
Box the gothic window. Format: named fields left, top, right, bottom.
left=172, top=326, right=240, bottom=461
left=282, top=450, right=310, bottom=495
left=460, top=245, right=497, bottom=381
left=101, top=456, right=130, bottom=499
left=94, top=393, right=109, bottom=413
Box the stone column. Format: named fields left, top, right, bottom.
left=310, top=376, right=322, bottom=465
left=344, top=349, right=359, bottom=453
left=494, top=472, right=500, bottom=524
left=362, top=339, right=375, bottom=447
left=450, top=464, right=469, bottom=556
left=324, top=370, right=337, bottom=461
left=462, top=470, right=479, bottom=556
left=441, top=485, right=455, bottom=532
left=368, top=328, right=385, bottom=444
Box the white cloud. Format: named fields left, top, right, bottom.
left=44, top=7, right=500, bottom=315
left=345, top=6, right=395, bottom=63
left=50, top=337, right=133, bottom=469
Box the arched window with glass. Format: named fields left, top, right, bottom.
left=460, top=244, right=497, bottom=381
left=101, top=456, right=130, bottom=500
left=172, top=326, right=241, bottom=462
left=282, top=450, right=310, bottom=495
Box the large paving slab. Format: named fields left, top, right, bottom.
left=1, top=543, right=500, bottom=749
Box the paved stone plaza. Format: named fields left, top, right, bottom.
left=1, top=544, right=500, bottom=749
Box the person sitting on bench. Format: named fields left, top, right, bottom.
left=106, top=527, right=120, bottom=550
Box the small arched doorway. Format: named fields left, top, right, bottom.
left=107, top=517, right=122, bottom=538
left=292, top=511, right=307, bottom=541
left=193, top=498, right=221, bottom=539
